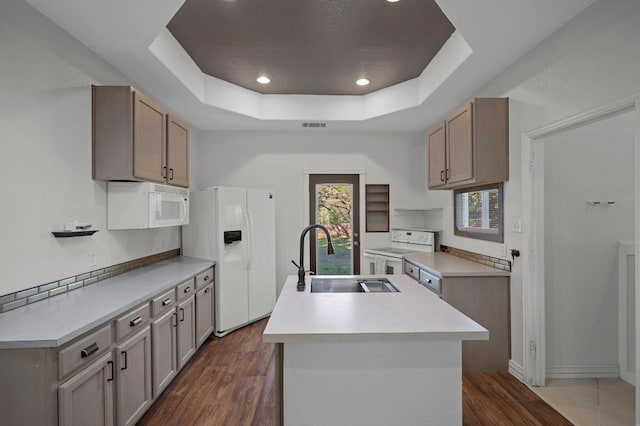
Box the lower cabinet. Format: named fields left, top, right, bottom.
left=58, top=353, right=114, bottom=426
left=116, top=326, right=152, bottom=426
left=177, top=295, right=197, bottom=369
left=196, top=283, right=214, bottom=348
left=404, top=259, right=510, bottom=372
left=1, top=266, right=215, bottom=426
left=151, top=309, right=178, bottom=398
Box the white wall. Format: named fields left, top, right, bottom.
left=0, top=0, right=183, bottom=296
left=544, top=111, right=634, bottom=372
left=196, top=131, right=426, bottom=292
left=429, top=0, right=640, bottom=368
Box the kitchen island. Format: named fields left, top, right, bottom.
left=263, top=274, right=488, bottom=426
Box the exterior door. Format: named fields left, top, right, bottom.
left=309, top=174, right=360, bottom=275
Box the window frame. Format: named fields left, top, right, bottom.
left=453, top=183, right=504, bottom=243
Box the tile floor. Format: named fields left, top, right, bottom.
left=532, top=378, right=635, bottom=425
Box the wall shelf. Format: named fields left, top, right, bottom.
left=365, top=184, right=390, bottom=232
left=52, top=230, right=99, bottom=238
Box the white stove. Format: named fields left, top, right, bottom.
left=363, top=229, right=439, bottom=275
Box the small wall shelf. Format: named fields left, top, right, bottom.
left=52, top=230, right=99, bottom=238
left=366, top=184, right=390, bottom=232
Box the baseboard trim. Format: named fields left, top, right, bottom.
left=509, top=360, right=524, bottom=382
left=546, top=365, right=619, bottom=379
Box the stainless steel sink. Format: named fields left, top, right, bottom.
left=310, top=277, right=399, bottom=293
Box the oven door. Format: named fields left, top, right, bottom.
left=363, top=253, right=403, bottom=275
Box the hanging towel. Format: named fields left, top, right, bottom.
left=374, top=256, right=387, bottom=275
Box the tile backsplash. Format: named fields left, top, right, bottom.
left=0, top=249, right=180, bottom=314
left=440, top=245, right=511, bottom=272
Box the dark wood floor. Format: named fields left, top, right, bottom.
left=139, top=319, right=572, bottom=426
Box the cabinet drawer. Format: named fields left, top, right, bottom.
left=115, top=303, right=150, bottom=342
left=419, top=269, right=442, bottom=296
left=195, top=268, right=214, bottom=290
left=151, top=289, right=176, bottom=317
left=59, top=324, right=112, bottom=379
left=404, top=261, right=420, bottom=281
left=176, top=278, right=195, bottom=301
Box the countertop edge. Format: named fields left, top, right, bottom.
left=263, top=330, right=489, bottom=344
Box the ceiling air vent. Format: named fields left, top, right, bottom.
left=302, top=122, right=327, bottom=128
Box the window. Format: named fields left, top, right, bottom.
left=454, top=183, right=503, bottom=242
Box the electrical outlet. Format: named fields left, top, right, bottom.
left=499, top=244, right=507, bottom=257
left=512, top=219, right=522, bottom=233
left=89, top=253, right=97, bottom=267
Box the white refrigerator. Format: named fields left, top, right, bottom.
left=182, top=187, right=276, bottom=337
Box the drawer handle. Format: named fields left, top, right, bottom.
left=184, top=286, right=191, bottom=294
left=162, top=298, right=172, bottom=306
left=129, top=316, right=142, bottom=327
left=204, top=275, right=209, bottom=281
left=81, top=342, right=99, bottom=358
left=204, top=287, right=211, bottom=294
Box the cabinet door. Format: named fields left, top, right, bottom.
left=446, top=101, right=474, bottom=184
left=133, top=91, right=166, bottom=183
left=177, top=295, right=197, bottom=369
left=59, top=353, right=114, bottom=426
left=196, top=283, right=214, bottom=348
left=116, top=326, right=152, bottom=426
left=427, top=121, right=447, bottom=188
left=166, top=114, right=189, bottom=188
left=151, top=309, right=178, bottom=398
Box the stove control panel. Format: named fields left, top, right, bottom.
left=391, top=230, right=435, bottom=246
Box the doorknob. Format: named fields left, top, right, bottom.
left=353, top=233, right=359, bottom=238
left=354, top=241, right=360, bottom=247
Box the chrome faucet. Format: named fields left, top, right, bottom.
left=294, top=224, right=334, bottom=291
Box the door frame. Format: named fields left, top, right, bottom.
left=521, top=90, right=640, bottom=401
left=303, top=169, right=366, bottom=275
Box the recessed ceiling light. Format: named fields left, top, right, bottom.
left=257, top=76, right=270, bottom=84
left=387, top=0, right=400, bottom=2
left=356, top=78, right=370, bottom=86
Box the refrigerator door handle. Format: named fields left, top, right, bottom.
left=243, top=208, right=251, bottom=271
left=247, top=209, right=255, bottom=271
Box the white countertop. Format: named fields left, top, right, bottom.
left=263, top=275, right=488, bottom=344
left=0, top=256, right=214, bottom=349
left=405, top=252, right=511, bottom=277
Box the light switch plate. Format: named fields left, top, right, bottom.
left=512, top=219, right=522, bottom=233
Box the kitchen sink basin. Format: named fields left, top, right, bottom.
left=310, top=277, right=399, bottom=293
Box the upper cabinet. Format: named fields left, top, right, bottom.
left=427, top=98, right=508, bottom=190
left=92, top=86, right=190, bottom=188
left=166, top=115, right=190, bottom=188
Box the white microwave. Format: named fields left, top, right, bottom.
left=107, top=182, right=189, bottom=230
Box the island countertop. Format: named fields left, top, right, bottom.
left=263, top=274, right=488, bottom=344
left=405, top=252, right=511, bottom=277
